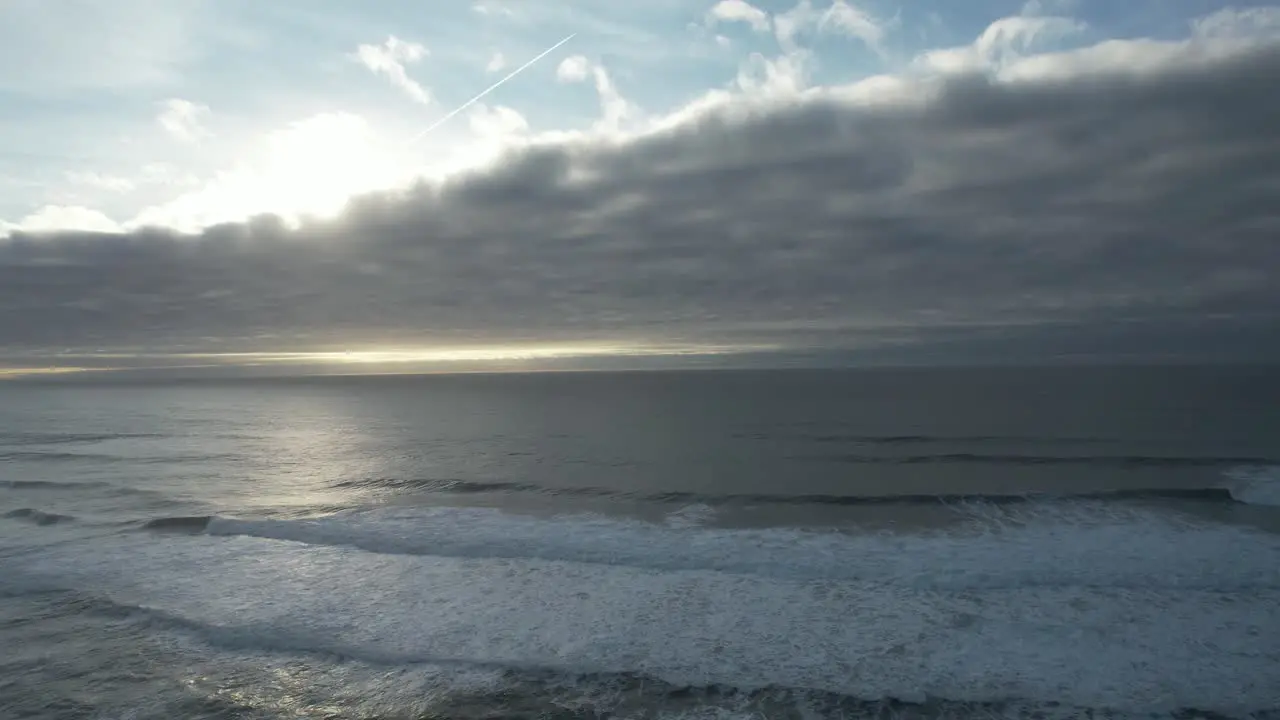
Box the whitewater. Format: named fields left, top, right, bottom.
left=2, top=367, right=1278, bottom=719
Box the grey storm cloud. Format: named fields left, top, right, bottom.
left=3, top=40, right=1280, bottom=362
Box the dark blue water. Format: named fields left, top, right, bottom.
left=2, top=367, right=1279, bottom=719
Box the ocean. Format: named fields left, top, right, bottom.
left=1, top=366, right=1278, bottom=720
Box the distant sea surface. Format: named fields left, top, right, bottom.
left=2, top=366, right=1279, bottom=719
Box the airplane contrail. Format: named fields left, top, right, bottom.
left=408, top=33, right=576, bottom=147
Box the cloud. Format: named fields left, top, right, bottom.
left=8, top=205, right=121, bottom=234
left=352, top=36, right=431, bottom=104
left=468, top=104, right=529, bottom=139
left=818, top=1, right=889, bottom=53
left=1192, top=6, right=1280, bottom=41
left=126, top=112, right=408, bottom=233
left=773, top=0, right=890, bottom=55
left=1021, top=0, right=1079, bottom=17
left=915, top=13, right=1088, bottom=74
left=66, top=172, right=136, bottom=193
left=735, top=51, right=813, bottom=96
left=556, top=55, right=591, bottom=82
left=486, top=51, right=507, bottom=73
left=2, top=18, right=1280, bottom=364
left=707, top=0, right=771, bottom=33
left=555, top=56, right=639, bottom=133
left=473, top=2, right=516, bottom=18
left=588, top=65, right=640, bottom=134
left=157, top=99, right=211, bottom=142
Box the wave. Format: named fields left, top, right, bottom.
left=2, top=479, right=159, bottom=499
left=18, top=511, right=1280, bottom=717
left=333, top=476, right=1267, bottom=507
left=733, top=432, right=1117, bottom=445
left=34, top=589, right=1255, bottom=720
left=0, top=450, right=238, bottom=465
left=0, top=451, right=125, bottom=463
left=647, top=487, right=1242, bottom=505
left=2, top=479, right=112, bottom=491
left=0, top=431, right=166, bottom=446
left=795, top=452, right=1277, bottom=467
left=54, top=592, right=1280, bottom=719
left=4, top=508, right=76, bottom=526
left=333, top=477, right=552, bottom=494
left=1224, top=465, right=1280, bottom=507
left=134, top=502, right=1280, bottom=590
left=140, top=516, right=214, bottom=533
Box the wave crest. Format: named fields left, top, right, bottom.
left=4, top=508, right=76, bottom=526
left=140, top=516, right=213, bottom=533
left=131, top=503, right=1280, bottom=590
left=797, top=453, right=1276, bottom=467
left=332, top=476, right=1256, bottom=507
left=1223, top=465, right=1280, bottom=507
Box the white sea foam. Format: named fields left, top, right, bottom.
left=188, top=502, right=1280, bottom=590
left=5, top=502, right=1279, bottom=715
left=664, top=503, right=717, bottom=528
left=1223, top=465, right=1280, bottom=506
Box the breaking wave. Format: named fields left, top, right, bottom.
left=0, top=451, right=125, bottom=463
left=17, top=588, right=1268, bottom=720
left=140, top=516, right=215, bottom=533
left=1224, top=465, right=1280, bottom=507
left=133, top=501, right=1280, bottom=590
left=2, top=479, right=113, bottom=491
left=3, top=508, right=76, bottom=526
left=794, top=453, right=1277, bottom=467
left=731, top=432, right=1121, bottom=444
left=12, top=498, right=1280, bottom=717
left=0, top=431, right=166, bottom=446
left=332, top=476, right=1274, bottom=507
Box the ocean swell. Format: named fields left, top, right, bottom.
left=128, top=502, right=1280, bottom=591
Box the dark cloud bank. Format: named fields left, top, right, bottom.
left=3, top=41, right=1280, bottom=372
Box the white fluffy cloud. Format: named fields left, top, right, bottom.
left=472, top=2, right=516, bottom=18
left=556, top=55, right=591, bottom=83
left=486, top=51, right=507, bottom=73
left=555, top=56, right=638, bottom=133
left=775, top=0, right=888, bottom=53
left=9, top=205, right=120, bottom=234
left=157, top=99, right=211, bottom=142
left=1192, top=6, right=1280, bottom=41
left=707, top=0, right=771, bottom=33
left=468, top=104, right=529, bottom=139
left=735, top=52, right=812, bottom=96
left=352, top=36, right=431, bottom=104
left=819, top=1, right=888, bottom=53
left=128, top=112, right=408, bottom=232
left=915, top=14, right=1088, bottom=74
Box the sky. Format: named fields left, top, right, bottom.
left=1, top=0, right=1279, bottom=375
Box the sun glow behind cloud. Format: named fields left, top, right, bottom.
left=112, top=31, right=578, bottom=233
left=130, top=113, right=417, bottom=231
left=107, top=342, right=769, bottom=364
left=2, top=342, right=779, bottom=379
left=0, top=367, right=96, bottom=380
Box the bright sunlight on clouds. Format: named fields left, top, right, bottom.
left=130, top=113, right=411, bottom=231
